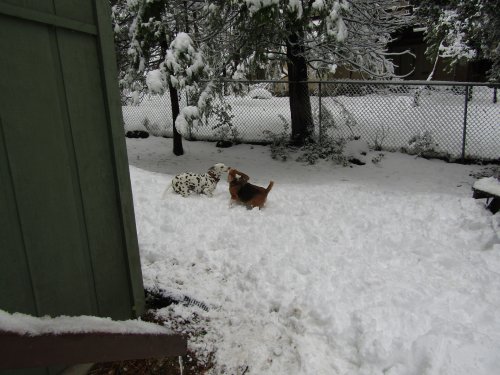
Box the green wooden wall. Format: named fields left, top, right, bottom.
left=0, top=1, right=145, bottom=372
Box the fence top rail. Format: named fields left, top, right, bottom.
left=207, top=79, right=500, bottom=88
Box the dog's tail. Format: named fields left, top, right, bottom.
left=161, top=183, right=173, bottom=199
left=265, top=181, right=274, bottom=194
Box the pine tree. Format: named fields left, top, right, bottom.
left=411, top=0, right=499, bottom=82
left=203, top=0, right=412, bottom=145
left=111, top=0, right=207, bottom=155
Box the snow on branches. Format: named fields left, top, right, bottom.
left=175, top=82, right=216, bottom=137
left=436, top=10, right=476, bottom=61
left=144, top=32, right=211, bottom=136
left=205, top=0, right=412, bottom=78
left=162, top=33, right=211, bottom=136
left=413, top=0, right=499, bottom=82
left=163, top=32, right=207, bottom=90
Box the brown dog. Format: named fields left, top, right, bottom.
left=228, top=168, right=274, bottom=209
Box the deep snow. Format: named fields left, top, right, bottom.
left=128, top=137, right=500, bottom=375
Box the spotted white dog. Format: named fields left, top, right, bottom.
left=166, top=163, right=230, bottom=198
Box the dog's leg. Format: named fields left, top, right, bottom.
left=203, top=187, right=214, bottom=197
left=161, top=184, right=173, bottom=199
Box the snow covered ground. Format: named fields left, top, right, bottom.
left=128, top=137, right=500, bottom=375
left=0, top=309, right=170, bottom=336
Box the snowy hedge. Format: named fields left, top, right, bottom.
left=248, top=88, right=273, bottom=99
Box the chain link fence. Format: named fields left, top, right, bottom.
left=123, top=80, right=499, bottom=162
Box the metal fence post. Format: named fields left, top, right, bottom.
left=461, top=85, right=470, bottom=160
left=318, top=81, right=322, bottom=141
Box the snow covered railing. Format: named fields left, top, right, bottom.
left=0, top=310, right=186, bottom=370
left=472, top=177, right=500, bottom=214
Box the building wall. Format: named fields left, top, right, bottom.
left=0, top=0, right=145, bottom=330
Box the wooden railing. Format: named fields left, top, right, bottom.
left=0, top=330, right=186, bottom=370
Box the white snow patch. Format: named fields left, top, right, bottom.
left=344, top=138, right=369, bottom=161
left=146, top=69, right=165, bottom=94
left=312, top=0, right=325, bottom=11
left=126, top=138, right=500, bottom=375
left=474, top=177, right=500, bottom=196
left=0, top=309, right=171, bottom=336
left=248, top=88, right=273, bottom=99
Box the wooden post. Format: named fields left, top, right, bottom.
left=0, top=331, right=187, bottom=370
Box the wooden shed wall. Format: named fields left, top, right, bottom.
left=0, top=0, right=145, bottom=338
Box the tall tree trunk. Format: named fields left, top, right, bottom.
left=161, top=42, right=184, bottom=156
left=286, top=28, right=313, bottom=146
left=168, top=82, right=184, bottom=156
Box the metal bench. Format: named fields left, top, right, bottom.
left=472, top=177, right=500, bottom=214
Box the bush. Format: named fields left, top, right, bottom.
left=207, top=99, right=239, bottom=144
left=296, top=137, right=348, bottom=165
left=315, top=98, right=358, bottom=141
left=248, top=88, right=273, bottom=99
left=263, top=115, right=291, bottom=161
left=264, top=114, right=368, bottom=166
left=405, top=130, right=450, bottom=159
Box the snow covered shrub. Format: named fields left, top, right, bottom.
left=263, top=115, right=290, bottom=161
left=315, top=98, right=358, bottom=141
left=316, top=106, right=336, bottom=131
left=175, top=106, right=201, bottom=138
left=296, top=136, right=348, bottom=165
left=210, top=101, right=239, bottom=145
left=296, top=136, right=373, bottom=166
left=248, top=88, right=272, bottom=99
left=176, top=82, right=217, bottom=138
left=344, top=138, right=370, bottom=165
left=222, top=80, right=247, bottom=97
left=122, top=88, right=143, bottom=106
left=372, top=125, right=389, bottom=151
left=405, top=130, right=448, bottom=159
left=371, top=153, right=385, bottom=165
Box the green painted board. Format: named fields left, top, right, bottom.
left=0, top=0, right=145, bottom=350
left=0, top=15, right=96, bottom=317
left=56, top=29, right=137, bottom=318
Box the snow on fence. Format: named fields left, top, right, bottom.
left=122, top=80, right=499, bottom=161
